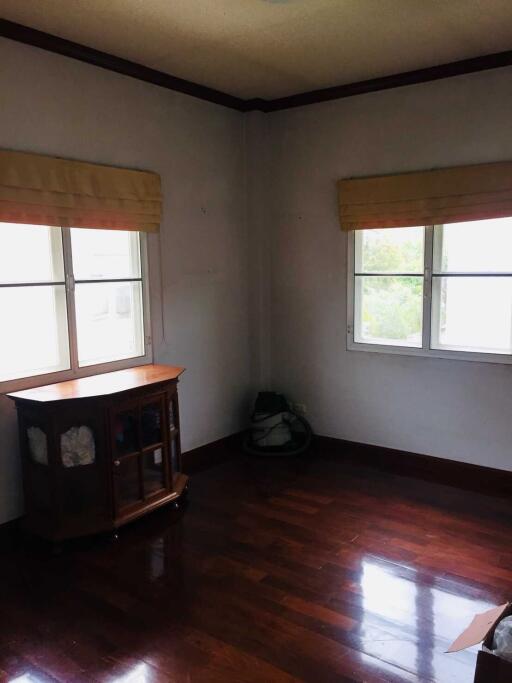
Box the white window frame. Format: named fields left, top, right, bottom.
left=347, top=226, right=512, bottom=365
left=0, top=228, right=153, bottom=394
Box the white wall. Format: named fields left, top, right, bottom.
left=245, top=111, right=273, bottom=389
left=1, top=39, right=511, bottom=524
left=266, top=66, right=512, bottom=471
left=0, top=39, right=253, bottom=523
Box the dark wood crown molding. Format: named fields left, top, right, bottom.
left=2, top=18, right=512, bottom=113
left=0, top=18, right=246, bottom=111
left=259, top=49, right=512, bottom=111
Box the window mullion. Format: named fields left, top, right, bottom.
left=61, top=228, right=79, bottom=374
left=346, top=230, right=356, bottom=344
left=139, top=232, right=152, bottom=356
left=422, top=226, right=434, bottom=351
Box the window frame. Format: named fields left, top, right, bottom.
left=0, top=227, right=153, bottom=393
left=347, top=225, right=512, bottom=365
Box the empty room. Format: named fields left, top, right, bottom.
left=1, top=2, right=512, bottom=682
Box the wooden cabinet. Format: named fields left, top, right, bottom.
left=7, top=364, right=188, bottom=541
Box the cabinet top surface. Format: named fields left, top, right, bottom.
left=6, top=364, right=185, bottom=403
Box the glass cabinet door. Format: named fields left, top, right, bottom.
left=140, top=395, right=167, bottom=498
left=112, top=393, right=170, bottom=516
left=113, top=408, right=138, bottom=456
left=141, top=400, right=163, bottom=448
left=168, top=393, right=181, bottom=479
left=142, top=447, right=166, bottom=496
left=115, top=455, right=143, bottom=509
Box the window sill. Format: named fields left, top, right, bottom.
left=347, top=338, right=512, bottom=365
left=0, top=354, right=153, bottom=395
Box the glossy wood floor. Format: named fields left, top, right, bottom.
left=1, top=449, right=512, bottom=682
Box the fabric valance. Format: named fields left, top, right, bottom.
left=338, top=161, right=512, bottom=231
left=0, top=149, right=161, bottom=232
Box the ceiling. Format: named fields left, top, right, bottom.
left=1, top=0, right=512, bottom=100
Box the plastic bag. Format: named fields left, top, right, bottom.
left=493, top=616, right=512, bottom=662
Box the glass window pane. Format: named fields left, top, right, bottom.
left=0, top=285, right=70, bottom=381
left=433, top=218, right=512, bottom=273
left=355, top=227, right=424, bottom=274
left=0, top=223, right=64, bottom=283
left=431, top=276, right=512, bottom=354
left=75, top=281, right=144, bottom=367
left=70, top=228, right=141, bottom=280
left=354, top=275, right=423, bottom=347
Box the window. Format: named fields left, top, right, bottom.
left=348, top=217, right=512, bottom=362
left=0, top=223, right=150, bottom=387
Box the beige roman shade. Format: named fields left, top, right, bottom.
left=338, top=161, right=512, bottom=231
left=0, top=149, right=161, bottom=232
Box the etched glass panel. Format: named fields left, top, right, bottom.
left=60, top=426, right=96, bottom=467
left=27, top=426, right=48, bottom=465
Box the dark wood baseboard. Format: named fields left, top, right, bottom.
left=314, top=435, right=512, bottom=498
left=2, top=433, right=507, bottom=538
left=182, top=431, right=243, bottom=475
left=0, top=434, right=243, bottom=535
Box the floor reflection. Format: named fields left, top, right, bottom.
left=358, top=555, right=495, bottom=682
left=3, top=455, right=511, bottom=682
left=111, top=662, right=150, bottom=683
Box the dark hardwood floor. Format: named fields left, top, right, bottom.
left=1, top=447, right=511, bottom=682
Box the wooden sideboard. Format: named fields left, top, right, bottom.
left=7, top=364, right=188, bottom=541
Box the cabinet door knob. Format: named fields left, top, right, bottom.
left=114, top=459, right=120, bottom=467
